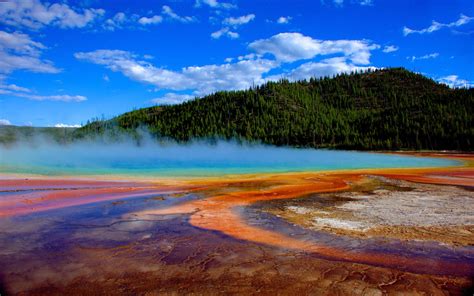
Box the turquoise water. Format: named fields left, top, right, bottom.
left=0, top=141, right=460, bottom=177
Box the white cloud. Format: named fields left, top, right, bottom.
left=0, top=80, right=85, bottom=102
left=237, top=53, right=261, bottom=61
left=0, top=30, right=59, bottom=74
left=213, top=14, right=254, bottom=40
left=116, top=7, right=195, bottom=28
left=0, top=30, right=84, bottom=103
left=408, top=52, right=439, bottom=61
left=138, top=15, right=163, bottom=25
left=54, top=123, right=82, bottom=128
left=0, top=30, right=45, bottom=55
left=382, top=45, right=399, bottom=53
left=105, top=12, right=172, bottom=30
left=75, top=33, right=380, bottom=98
left=0, top=83, right=32, bottom=93
left=151, top=93, right=195, bottom=105
left=5, top=91, right=86, bottom=102
left=331, top=0, right=373, bottom=6
left=276, top=16, right=292, bottom=24
left=249, top=32, right=379, bottom=64
left=103, top=12, right=130, bottom=31
left=0, top=0, right=104, bottom=29
left=105, top=8, right=197, bottom=30
left=211, top=27, right=239, bottom=39
left=438, top=75, right=473, bottom=88
left=403, top=14, right=473, bottom=36
left=162, top=5, right=197, bottom=23
left=267, top=57, right=375, bottom=81
left=0, top=52, right=59, bottom=74
left=227, top=31, right=239, bottom=39
left=358, top=0, right=373, bottom=5
left=112, top=12, right=127, bottom=23
left=103, top=74, right=110, bottom=82
left=195, top=0, right=236, bottom=10
left=223, top=14, right=255, bottom=27
left=75, top=49, right=276, bottom=95
left=0, top=119, right=12, bottom=126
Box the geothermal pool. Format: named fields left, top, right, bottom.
left=0, top=142, right=473, bottom=295
left=0, top=141, right=460, bottom=176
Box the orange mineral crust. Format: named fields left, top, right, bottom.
left=0, top=153, right=473, bottom=295
left=133, top=171, right=474, bottom=276
left=0, top=178, right=210, bottom=217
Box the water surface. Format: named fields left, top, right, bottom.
left=0, top=141, right=460, bottom=177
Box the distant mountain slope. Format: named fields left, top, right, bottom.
left=0, top=125, right=77, bottom=146
left=76, top=68, right=474, bottom=150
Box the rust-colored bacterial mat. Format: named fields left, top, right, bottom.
left=0, top=153, right=473, bottom=295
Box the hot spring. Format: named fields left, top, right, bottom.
left=0, top=140, right=460, bottom=177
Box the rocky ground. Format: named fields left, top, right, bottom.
left=264, top=176, right=474, bottom=246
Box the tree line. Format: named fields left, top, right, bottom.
left=76, top=68, right=474, bottom=151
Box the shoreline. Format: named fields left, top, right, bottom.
left=1, top=152, right=473, bottom=218
left=0, top=152, right=469, bottom=183
left=0, top=150, right=466, bottom=182
left=0, top=152, right=473, bottom=294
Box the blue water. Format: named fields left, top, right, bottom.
left=0, top=141, right=460, bottom=177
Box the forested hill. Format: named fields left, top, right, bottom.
left=76, top=68, right=474, bottom=150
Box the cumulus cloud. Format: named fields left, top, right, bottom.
left=151, top=93, right=195, bottom=105
left=237, top=53, right=261, bottom=61
left=330, top=0, right=373, bottom=6
left=0, top=30, right=45, bottom=55
left=0, top=81, right=85, bottom=102
left=211, top=27, right=239, bottom=39
left=212, top=14, right=254, bottom=39
left=266, top=57, right=375, bottom=81
left=103, top=12, right=132, bottom=31
left=75, top=33, right=380, bottom=102
left=104, top=7, right=196, bottom=30
left=195, top=0, right=236, bottom=10
left=0, top=30, right=59, bottom=74
left=54, top=123, right=82, bottom=128
left=358, top=0, right=373, bottom=5
left=75, top=49, right=276, bottom=95
left=21, top=93, right=86, bottom=102
left=249, top=32, right=379, bottom=64
left=113, top=6, right=195, bottom=28
left=0, top=0, right=104, bottom=30
left=106, top=11, right=189, bottom=30
left=75, top=50, right=187, bottom=89
left=0, top=30, right=86, bottom=103
left=138, top=15, right=163, bottom=25
left=162, top=5, right=197, bottom=23
left=0, top=83, right=32, bottom=93
left=223, top=14, right=255, bottom=27
left=0, top=119, right=12, bottom=126
left=403, top=14, right=473, bottom=36
left=382, top=45, right=399, bottom=53
left=438, top=75, right=473, bottom=88
left=408, top=52, right=439, bottom=61
left=276, top=16, right=292, bottom=24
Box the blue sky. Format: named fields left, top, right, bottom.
left=0, top=0, right=473, bottom=127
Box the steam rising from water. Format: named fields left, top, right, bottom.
left=0, top=134, right=460, bottom=177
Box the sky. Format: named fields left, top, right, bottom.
left=0, top=0, right=473, bottom=127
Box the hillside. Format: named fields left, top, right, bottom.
left=0, top=125, right=77, bottom=146
left=76, top=68, right=474, bottom=150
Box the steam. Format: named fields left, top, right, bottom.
left=0, top=129, right=459, bottom=177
